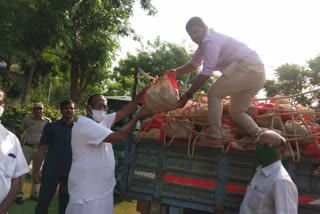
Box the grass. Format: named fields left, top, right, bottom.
left=9, top=175, right=139, bottom=214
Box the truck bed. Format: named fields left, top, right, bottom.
left=121, top=138, right=320, bottom=214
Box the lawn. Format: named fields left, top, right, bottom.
left=9, top=176, right=139, bottom=214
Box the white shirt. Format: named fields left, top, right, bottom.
left=68, top=113, right=116, bottom=204
left=0, top=123, right=29, bottom=204
left=240, top=160, right=298, bottom=214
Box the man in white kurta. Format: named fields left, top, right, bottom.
left=240, top=131, right=298, bottom=214
left=67, top=113, right=116, bottom=214
left=66, top=89, right=150, bottom=214
left=0, top=89, right=30, bottom=213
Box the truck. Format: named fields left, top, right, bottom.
left=119, top=68, right=320, bottom=214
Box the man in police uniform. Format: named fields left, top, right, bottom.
left=0, top=88, right=30, bottom=213
left=16, top=102, right=51, bottom=204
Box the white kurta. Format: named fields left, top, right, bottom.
left=67, top=113, right=116, bottom=214
left=240, top=160, right=298, bottom=214
left=0, top=123, right=29, bottom=204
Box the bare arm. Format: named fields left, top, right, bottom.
left=114, top=86, right=150, bottom=124
left=172, top=63, right=196, bottom=75
left=178, top=74, right=211, bottom=108
left=33, top=144, right=48, bottom=184
left=104, top=107, right=151, bottom=143
left=0, top=177, right=19, bottom=214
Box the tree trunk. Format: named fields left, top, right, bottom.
left=70, top=55, right=80, bottom=105
left=21, top=58, right=37, bottom=104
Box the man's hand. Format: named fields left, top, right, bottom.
left=135, top=107, right=153, bottom=121
left=33, top=171, right=41, bottom=184
left=168, top=69, right=177, bottom=76
left=138, top=85, right=151, bottom=96
left=178, top=93, right=189, bottom=108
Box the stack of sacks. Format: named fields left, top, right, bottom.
left=138, top=92, right=320, bottom=158
left=197, top=119, right=237, bottom=148
left=161, top=117, right=195, bottom=142
left=182, top=101, right=208, bottom=129
left=135, top=116, right=166, bottom=141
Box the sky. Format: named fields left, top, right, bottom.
left=118, top=0, right=320, bottom=80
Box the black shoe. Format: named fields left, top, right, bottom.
left=29, top=196, right=39, bottom=201
left=16, top=197, right=24, bottom=204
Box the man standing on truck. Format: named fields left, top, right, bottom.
left=170, top=16, right=265, bottom=147
left=66, top=88, right=151, bottom=214
left=240, top=130, right=298, bottom=214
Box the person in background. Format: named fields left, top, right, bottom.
left=33, top=100, right=76, bottom=214
left=0, top=88, right=30, bottom=213
left=170, top=16, right=265, bottom=147
left=240, top=130, right=298, bottom=214
left=66, top=87, right=151, bottom=214
left=16, top=102, right=51, bottom=204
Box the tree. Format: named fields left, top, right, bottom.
left=55, top=0, right=156, bottom=104
left=0, top=0, right=74, bottom=103
left=0, top=0, right=157, bottom=105
left=264, top=63, right=312, bottom=105
left=109, top=37, right=218, bottom=96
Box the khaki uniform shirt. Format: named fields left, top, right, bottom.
left=19, top=114, right=51, bottom=146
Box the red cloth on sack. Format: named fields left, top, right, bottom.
left=301, top=125, right=320, bottom=159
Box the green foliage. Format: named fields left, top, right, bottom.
left=308, top=54, right=320, bottom=87
left=1, top=104, right=86, bottom=134
left=263, top=55, right=320, bottom=106
left=0, top=0, right=157, bottom=105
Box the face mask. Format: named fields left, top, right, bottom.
left=0, top=106, right=4, bottom=117
left=90, top=107, right=106, bottom=122
left=255, top=144, right=278, bottom=165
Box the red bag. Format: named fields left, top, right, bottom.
left=301, top=126, right=320, bottom=159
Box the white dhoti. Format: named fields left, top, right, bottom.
left=66, top=192, right=114, bottom=214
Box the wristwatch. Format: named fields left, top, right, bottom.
left=185, top=92, right=193, bottom=99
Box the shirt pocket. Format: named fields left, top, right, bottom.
left=1, top=155, right=16, bottom=178
left=246, top=186, right=265, bottom=211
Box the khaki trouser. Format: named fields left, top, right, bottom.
left=207, top=60, right=266, bottom=139
left=17, top=145, right=39, bottom=198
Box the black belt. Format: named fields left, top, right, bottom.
left=24, top=143, right=37, bottom=148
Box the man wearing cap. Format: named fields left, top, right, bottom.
left=16, top=102, right=51, bottom=204
left=0, top=88, right=30, bottom=214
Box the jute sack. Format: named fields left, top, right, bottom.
left=284, top=120, right=313, bottom=143
left=198, top=119, right=236, bottom=144
left=183, top=103, right=208, bottom=128
left=161, top=118, right=194, bottom=139
left=143, top=71, right=179, bottom=114
left=255, top=114, right=283, bottom=130
left=270, top=95, right=291, bottom=105
left=136, top=128, right=163, bottom=141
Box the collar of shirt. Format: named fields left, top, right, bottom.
left=30, top=114, right=45, bottom=121
left=57, top=119, right=74, bottom=126
left=256, top=160, right=282, bottom=177
left=201, top=28, right=215, bottom=44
